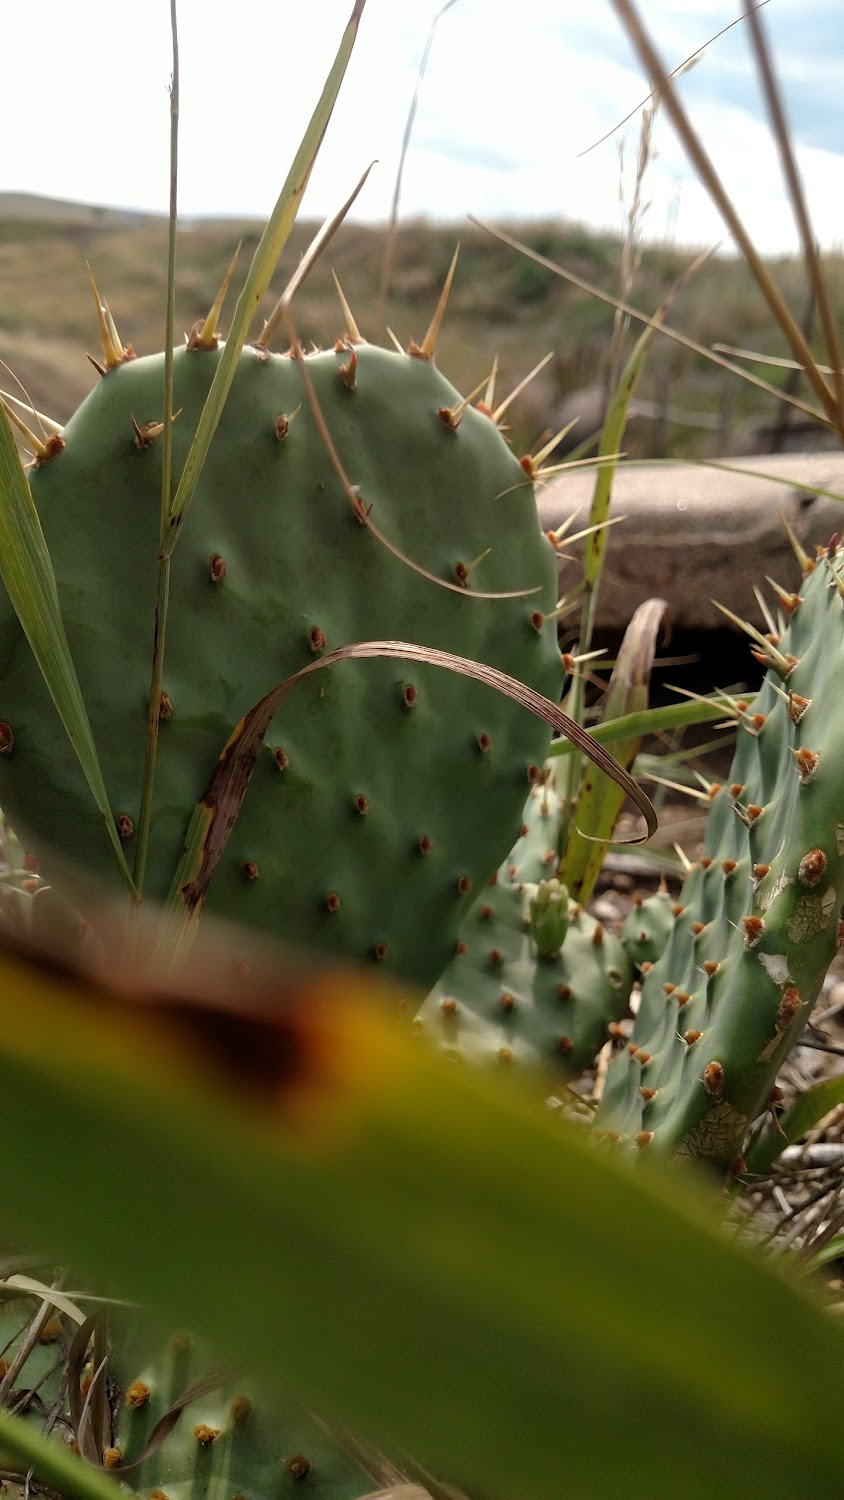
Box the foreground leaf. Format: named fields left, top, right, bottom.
left=0, top=410, right=135, bottom=893
left=0, top=933, right=842, bottom=1500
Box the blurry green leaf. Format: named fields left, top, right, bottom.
left=0, top=935, right=842, bottom=1500
left=802, top=1234, right=844, bottom=1273
left=0, top=1410, right=121, bottom=1500
left=0, top=411, right=135, bottom=894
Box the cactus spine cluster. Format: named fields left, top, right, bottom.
left=0, top=273, right=562, bottom=990
left=420, top=538, right=844, bottom=1176
left=422, top=760, right=633, bottom=1075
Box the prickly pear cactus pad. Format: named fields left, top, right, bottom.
left=0, top=1295, right=418, bottom=1500
left=110, top=1328, right=401, bottom=1500
left=595, top=542, right=844, bottom=1170
left=422, top=766, right=633, bottom=1073
left=0, top=337, right=561, bottom=987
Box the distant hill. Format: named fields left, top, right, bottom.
left=0, top=192, right=163, bottom=227
left=0, top=194, right=836, bottom=460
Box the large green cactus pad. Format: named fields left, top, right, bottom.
left=0, top=341, right=561, bottom=987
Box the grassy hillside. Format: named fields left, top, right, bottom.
left=0, top=195, right=841, bottom=459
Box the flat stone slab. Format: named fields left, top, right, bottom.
left=538, top=452, right=844, bottom=632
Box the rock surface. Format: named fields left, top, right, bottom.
left=538, top=452, right=844, bottom=631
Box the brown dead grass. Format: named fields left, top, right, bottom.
left=1, top=199, right=842, bottom=455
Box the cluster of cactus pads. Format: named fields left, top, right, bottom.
left=428, top=536, right=844, bottom=1173
left=2, top=256, right=844, bottom=1182
left=0, top=1289, right=439, bottom=1499
left=0, top=272, right=562, bottom=991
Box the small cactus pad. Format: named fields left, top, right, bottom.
left=0, top=338, right=561, bottom=988
left=422, top=767, right=633, bottom=1074
left=620, top=884, right=676, bottom=970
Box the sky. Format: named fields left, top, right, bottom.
left=4, top=0, right=844, bottom=255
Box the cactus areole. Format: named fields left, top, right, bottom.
left=0, top=337, right=561, bottom=987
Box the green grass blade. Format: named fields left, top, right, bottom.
left=0, top=1411, right=120, bottom=1500
left=161, top=1, right=367, bottom=559
left=0, top=410, right=136, bottom=894
left=557, top=302, right=672, bottom=847
left=0, top=936, right=843, bottom=1500
left=802, top=1233, right=844, bottom=1273
left=745, top=1073, right=844, bottom=1177
left=548, top=692, right=752, bottom=757
left=619, top=455, right=844, bottom=506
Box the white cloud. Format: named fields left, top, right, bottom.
left=1, top=0, right=841, bottom=255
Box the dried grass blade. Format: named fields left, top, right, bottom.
left=67, top=1312, right=100, bottom=1464
left=609, top=0, right=837, bottom=427
left=163, top=1, right=367, bottom=555
left=117, top=1368, right=229, bottom=1471
left=256, top=162, right=376, bottom=349
left=470, top=217, right=825, bottom=426
left=560, top=599, right=668, bottom=902
left=0, top=1291, right=57, bottom=1406
left=0, top=409, right=136, bottom=894
left=745, top=1074, right=844, bottom=1177
left=742, top=0, right=844, bottom=416
left=377, top=0, right=461, bottom=322
left=286, top=321, right=541, bottom=600
left=712, top=343, right=839, bottom=381
left=1, top=1277, right=86, bottom=1325
left=557, top=248, right=707, bottom=841
left=578, top=1, right=771, bottom=158
left=160, top=642, right=656, bottom=955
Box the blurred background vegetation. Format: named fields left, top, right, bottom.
left=3, top=190, right=843, bottom=463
